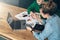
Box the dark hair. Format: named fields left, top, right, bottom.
left=41, top=1, right=57, bottom=16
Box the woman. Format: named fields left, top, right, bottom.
left=26, top=0, right=49, bottom=31
left=27, top=0, right=48, bottom=14
left=32, top=1, right=60, bottom=40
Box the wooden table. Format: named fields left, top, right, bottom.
left=0, top=2, right=36, bottom=40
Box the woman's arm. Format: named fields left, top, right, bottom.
left=27, top=1, right=36, bottom=14
left=31, top=13, right=46, bottom=25
left=33, top=23, right=53, bottom=40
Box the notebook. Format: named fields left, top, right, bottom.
left=32, top=24, right=44, bottom=31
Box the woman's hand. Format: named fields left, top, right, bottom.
left=30, top=12, right=35, bottom=18
left=30, top=12, right=43, bottom=24
left=30, top=13, right=40, bottom=20
left=30, top=12, right=39, bottom=19
left=26, top=27, right=32, bottom=31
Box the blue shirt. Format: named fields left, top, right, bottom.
left=33, top=15, right=60, bottom=40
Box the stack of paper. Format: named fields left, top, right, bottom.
left=15, top=11, right=39, bottom=27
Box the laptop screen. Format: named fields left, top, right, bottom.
left=7, top=13, right=26, bottom=30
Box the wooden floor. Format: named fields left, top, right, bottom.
left=0, top=2, right=37, bottom=40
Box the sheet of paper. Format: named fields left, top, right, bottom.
left=15, top=11, right=39, bottom=27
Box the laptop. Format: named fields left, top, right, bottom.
left=7, top=12, right=26, bottom=30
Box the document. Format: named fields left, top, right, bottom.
left=15, top=11, right=39, bottom=27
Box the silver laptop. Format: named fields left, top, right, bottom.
left=7, top=13, right=26, bottom=30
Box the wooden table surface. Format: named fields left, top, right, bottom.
left=0, top=2, right=37, bottom=40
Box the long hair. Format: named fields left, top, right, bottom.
left=41, top=1, right=57, bottom=16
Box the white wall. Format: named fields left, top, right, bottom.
left=0, top=0, right=19, bottom=6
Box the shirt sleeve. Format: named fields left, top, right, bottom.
left=33, top=23, right=53, bottom=40
left=27, top=1, right=35, bottom=14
